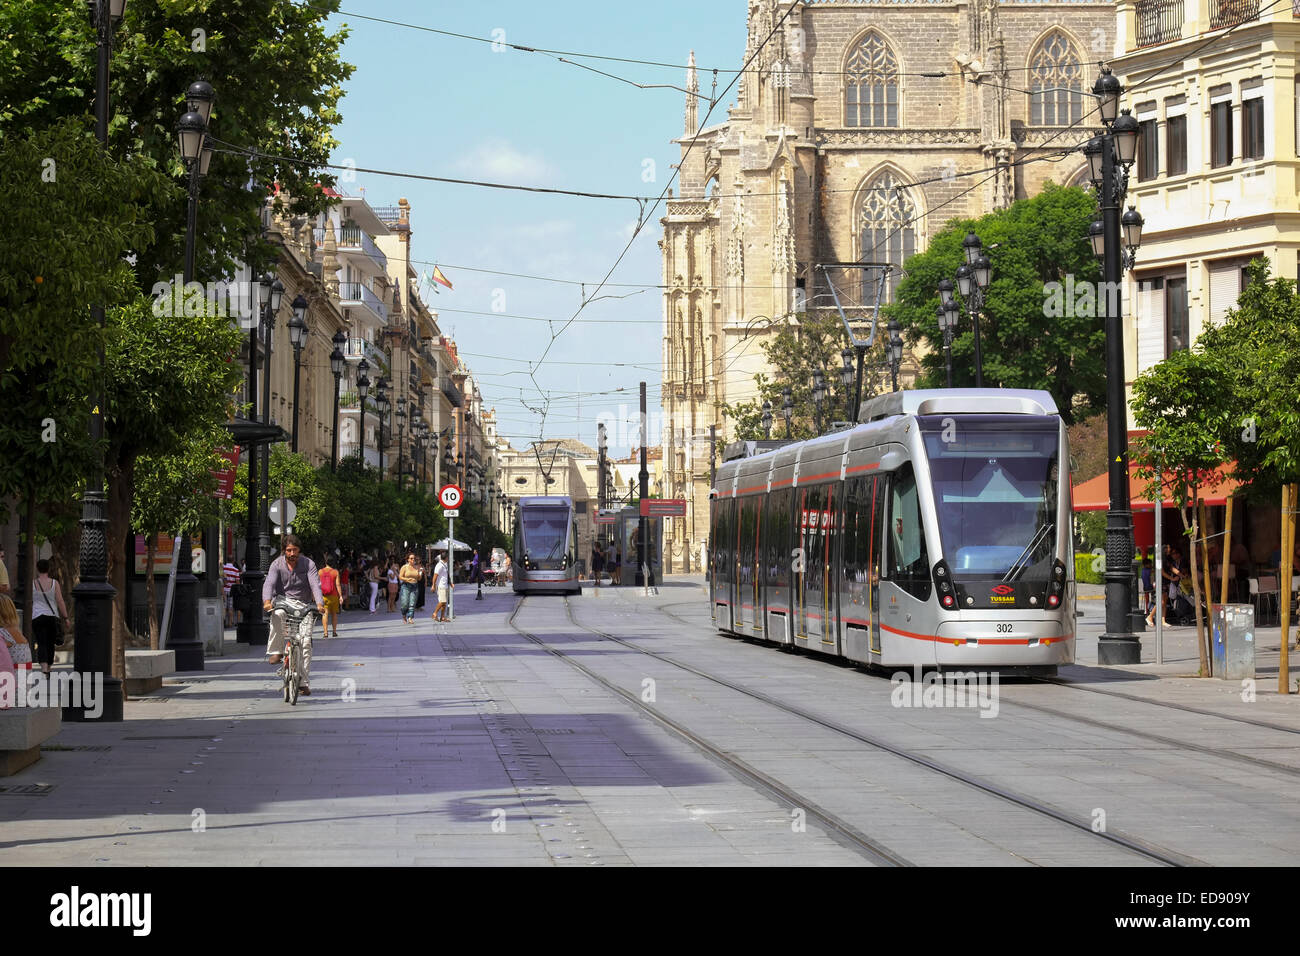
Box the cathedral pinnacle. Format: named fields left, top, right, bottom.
left=685, top=50, right=699, bottom=135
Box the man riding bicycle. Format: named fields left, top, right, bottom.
left=264, top=535, right=324, bottom=696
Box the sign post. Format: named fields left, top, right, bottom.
left=440, top=484, right=463, bottom=621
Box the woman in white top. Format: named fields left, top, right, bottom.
left=31, top=558, right=68, bottom=675
left=385, top=561, right=399, bottom=613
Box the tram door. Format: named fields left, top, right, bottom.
left=880, top=464, right=935, bottom=664
left=735, top=496, right=759, bottom=631
left=800, top=485, right=831, bottom=642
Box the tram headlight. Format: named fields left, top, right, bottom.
left=932, top=560, right=957, bottom=611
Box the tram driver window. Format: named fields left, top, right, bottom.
left=887, top=465, right=931, bottom=600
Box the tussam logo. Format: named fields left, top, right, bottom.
left=990, top=585, right=1014, bottom=596
left=50, top=886, right=151, bottom=936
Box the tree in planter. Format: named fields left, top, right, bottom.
left=103, top=296, right=242, bottom=681
left=888, top=183, right=1106, bottom=423
left=1198, top=257, right=1300, bottom=685
left=132, top=425, right=228, bottom=649
left=1131, top=348, right=1234, bottom=677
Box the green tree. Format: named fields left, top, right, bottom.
left=0, top=0, right=355, bottom=284
left=721, top=311, right=863, bottom=440
left=888, top=182, right=1106, bottom=423
left=1131, top=349, right=1234, bottom=677
left=132, top=425, right=228, bottom=648
left=103, top=297, right=242, bottom=676
left=0, top=119, right=172, bottom=632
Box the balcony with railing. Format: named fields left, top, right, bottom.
left=1136, top=0, right=1185, bottom=44
left=344, top=337, right=388, bottom=369
left=313, top=225, right=388, bottom=274
left=1210, top=0, right=1259, bottom=27
left=440, top=375, right=464, bottom=408
left=338, top=281, right=387, bottom=324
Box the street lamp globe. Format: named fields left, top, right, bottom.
left=973, top=254, right=991, bottom=290
left=1121, top=205, right=1145, bottom=251
left=937, top=278, right=955, bottom=308
left=176, top=110, right=207, bottom=164
left=760, top=401, right=772, bottom=438
left=962, top=231, right=983, bottom=266
left=269, top=277, right=285, bottom=314
left=1093, top=66, right=1122, bottom=125
left=186, top=79, right=216, bottom=124
left=258, top=273, right=275, bottom=311
left=109, top=0, right=128, bottom=21
left=811, top=368, right=826, bottom=406
left=1089, top=218, right=1106, bottom=258
left=955, top=262, right=973, bottom=298
left=1084, top=136, right=1106, bottom=186
left=942, top=298, right=961, bottom=328
left=1113, top=109, right=1140, bottom=166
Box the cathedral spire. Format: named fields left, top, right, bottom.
left=685, top=50, right=698, bottom=135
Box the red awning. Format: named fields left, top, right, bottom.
left=1072, top=463, right=1242, bottom=511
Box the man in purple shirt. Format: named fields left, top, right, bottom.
left=263, top=535, right=324, bottom=694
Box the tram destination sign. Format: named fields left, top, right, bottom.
left=640, top=498, right=686, bottom=518
left=594, top=509, right=620, bottom=525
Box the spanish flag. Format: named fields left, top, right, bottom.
left=431, top=265, right=453, bottom=291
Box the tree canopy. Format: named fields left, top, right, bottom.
left=888, top=182, right=1106, bottom=423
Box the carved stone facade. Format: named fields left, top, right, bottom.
left=659, top=0, right=1110, bottom=572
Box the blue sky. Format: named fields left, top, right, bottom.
left=326, top=2, right=746, bottom=454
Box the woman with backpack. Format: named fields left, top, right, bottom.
left=319, top=554, right=341, bottom=638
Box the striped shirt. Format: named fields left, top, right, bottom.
left=222, top=563, right=241, bottom=595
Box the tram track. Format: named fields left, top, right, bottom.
left=557, top=594, right=1200, bottom=867
left=656, top=597, right=1300, bottom=759
left=506, top=597, right=912, bottom=867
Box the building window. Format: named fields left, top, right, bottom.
left=1028, top=31, right=1084, bottom=126
left=845, top=32, right=899, bottom=128
left=859, top=172, right=916, bottom=305
left=1165, top=277, right=1188, bottom=354
left=1167, top=113, right=1188, bottom=175
left=1241, top=95, right=1264, bottom=160
left=1138, top=116, right=1159, bottom=181
left=1211, top=100, right=1233, bottom=168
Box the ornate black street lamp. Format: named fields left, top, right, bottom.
left=941, top=232, right=990, bottom=387
left=781, top=386, right=793, bottom=438
left=936, top=305, right=956, bottom=388
left=395, top=401, right=407, bottom=489
left=329, top=329, right=345, bottom=470
left=356, top=356, right=370, bottom=466
left=71, top=0, right=130, bottom=720
left=375, top=376, right=389, bottom=479
left=1089, top=65, right=1145, bottom=664
left=761, top=400, right=772, bottom=439
left=288, top=294, right=309, bottom=452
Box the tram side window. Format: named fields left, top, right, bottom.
left=886, top=465, right=932, bottom=601
left=803, top=485, right=827, bottom=598
left=765, top=488, right=792, bottom=592
left=714, top=498, right=735, bottom=586
left=739, top=495, right=759, bottom=590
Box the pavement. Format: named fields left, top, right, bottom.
left=1, top=576, right=1297, bottom=866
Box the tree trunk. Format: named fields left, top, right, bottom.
left=1179, top=492, right=1209, bottom=677
left=145, top=535, right=158, bottom=650
left=106, top=454, right=135, bottom=689
left=21, top=488, right=36, bottom=639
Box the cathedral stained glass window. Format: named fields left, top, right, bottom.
left=1029, top=31, right=1084, bottom=126
left=845, top=33, right=899, bottom=128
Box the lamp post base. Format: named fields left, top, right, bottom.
left=1097, top=634, right=1141, bottom=665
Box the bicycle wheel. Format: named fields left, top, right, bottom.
left=287, top=643, right=300, bottom=705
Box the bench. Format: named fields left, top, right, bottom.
left=0, top=705, right=62, bottom=777
left=125, top=649, right=176, bottom=695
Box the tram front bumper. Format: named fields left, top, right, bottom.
left=934, top=619, right=1074, bottom=667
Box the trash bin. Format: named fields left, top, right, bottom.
left=1212, top=604, right=1254, bottom=680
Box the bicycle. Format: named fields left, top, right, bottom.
left=270, top=595, right=318, bottom=705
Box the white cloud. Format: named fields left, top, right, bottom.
left=456, top=139, right=552, bottom=181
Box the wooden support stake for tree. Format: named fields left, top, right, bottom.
left=1280, top=482, right=1295, bottom=695
left=1220, top=495, right=1234, bottom=608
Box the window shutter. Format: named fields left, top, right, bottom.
left=1137, top=278, right=1165, bottom=372
left=1208, top=263, right=1241, bottom=327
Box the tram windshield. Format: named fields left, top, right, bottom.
left=520, top=506, right=572, bottom=565
left=920, top=416, right=1061, bottom=580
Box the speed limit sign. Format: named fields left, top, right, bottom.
left=439, top=484, right=463, bottom=509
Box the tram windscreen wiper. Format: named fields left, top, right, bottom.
left=1003, top=523, right=1053, bottom=583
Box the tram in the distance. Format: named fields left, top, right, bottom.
left=513, top=495, right=582, bottom=595
left=709, top=389, right=1074, bottom=673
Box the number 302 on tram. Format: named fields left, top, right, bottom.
left=708, top=389, right=1074, bottom=674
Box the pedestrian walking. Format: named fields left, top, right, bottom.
left=415, top=555, right=427, bottom=610
left=470, top=549, right=482, bottom=586
left=399, top=552, right=421, bottom=623
left=591, top=542, right=604, bottom=586
left=385, top=560, right=399, bottom=612
left=431, top=552, right=453, bottom=622
left=31, top=558, right=68, bottom=676
left=222, top=558, right=241, bottom=627
left=319, top=554, right=341, bottom=638
left=339, top=561, right=351, bottom=611
left=367, top=561, right=381, bottom=613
